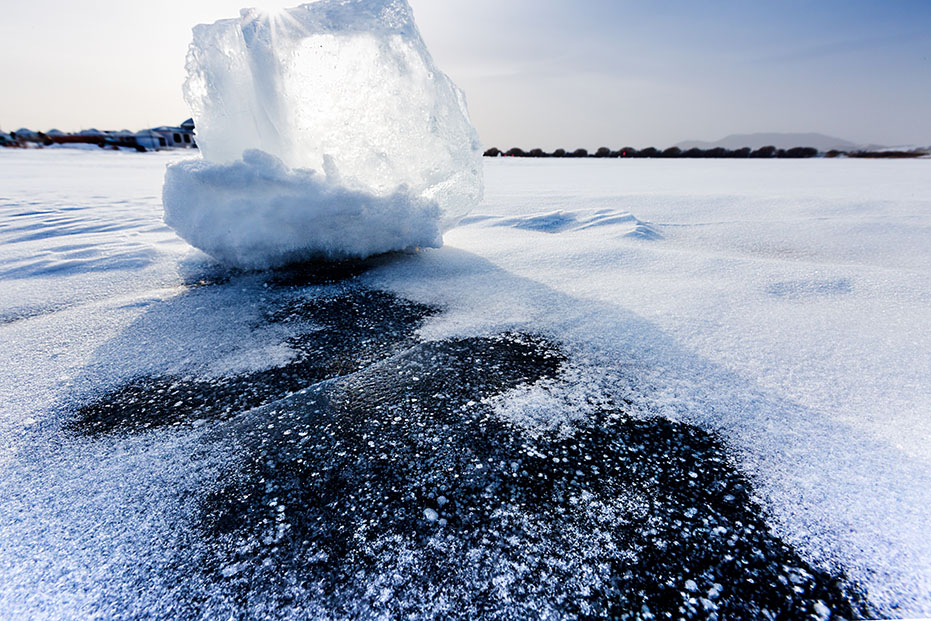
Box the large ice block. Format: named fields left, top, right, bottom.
left=163, top=0, right=483, bottom=269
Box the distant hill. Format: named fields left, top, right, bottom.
left=676, top=133, right=869, bottom=152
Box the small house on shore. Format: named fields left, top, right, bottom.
left=14, top=128, right=41, bottom=143
left=135, top=119, right=197, bottom=151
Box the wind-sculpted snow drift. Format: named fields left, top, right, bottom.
left=163, top=0, right=483, bottom=269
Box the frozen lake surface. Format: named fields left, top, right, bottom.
left=1, top=149, right=929, bottom=618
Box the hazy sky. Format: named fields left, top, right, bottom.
left=1, top=0, right=929, bottom=148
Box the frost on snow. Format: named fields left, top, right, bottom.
left=162, top=0, right=483, bottom=269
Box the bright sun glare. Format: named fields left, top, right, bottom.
left=242, top=3, right=306, bottom=39
left=249, top=2, right=288, bottom=16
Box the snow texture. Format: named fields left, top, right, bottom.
left=163, top=0, right=483, bottom=269
left=368, top=158, right=931, bottom=616
left=2, top=151, right=931, bottom=617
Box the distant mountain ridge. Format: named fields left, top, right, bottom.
left=676, top=132, right=871, bottom=152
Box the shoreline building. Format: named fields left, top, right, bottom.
left=134, top=118, right=197, bottom=151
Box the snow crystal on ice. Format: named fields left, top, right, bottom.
left=163, top=0, right=483, bottom=269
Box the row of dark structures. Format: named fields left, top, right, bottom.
left=0, top=120, right=198, bottom=152
left=484, top=146, right=928, bottom=159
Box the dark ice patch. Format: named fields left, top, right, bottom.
left=177, top=255, right=378, bottom=291
left=69, top=288, right=437, bottom=435
left=265, top=257, right=380, bottom=288
left=61, top=275, right=865, bottom=618
left=186, top=333, right=865, bottom=620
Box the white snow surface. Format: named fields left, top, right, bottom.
left=370, top=158, right=931, bottom=616
left=164, top=0, right=483, bottom=268
left=3, top=150, right=931, bottom=616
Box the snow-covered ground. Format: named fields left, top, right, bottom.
left=375, top=157, right=931, bottom=616
left=1, top=149, right=930, bottom=617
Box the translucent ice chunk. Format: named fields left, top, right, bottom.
left=163, top=0, right=483, bottom=269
